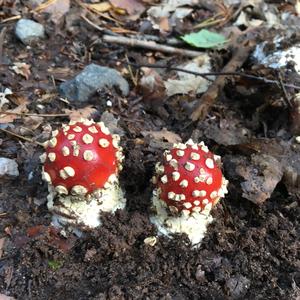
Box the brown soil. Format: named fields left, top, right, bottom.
left=0, top=2, right=299, bottom=300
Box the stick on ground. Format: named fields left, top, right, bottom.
left=102, top=35, right=203, bottom=58
left=191, top=45, right=253, bottom=121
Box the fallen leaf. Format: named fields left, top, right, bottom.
left=4, top=227, right=12, bottom=237
left=159, top=16, right=170, bottom=32
left=4, top=265, right=13, bottom=289
left=27, top=225, right=47, bottom=238
left=147, top=0, right=194, bottom=32
left=182, top=29, right=228, bottom=48
left=233, top=139, right=300, bottom=191
left=23, top=116, right=43, bottom=130
left=147, top=0, right=195, bottom=17
left=86, top=2, right=112, bottom=13
left=141, top=128, right=181, bottom=143
left=140, top=67, right=166, bottom=101
left=0, top=101, right=29, bottom=124
left=8, top=94, right=28, bottom=106
left=63, top=106, right=97, bottom=121
left=198, top=117, right=250, bottom=146
left=11, top=62, right=31, bottom=80
left=110, top=0, right=145, bottom=16
left=27, top=225, right=76, bottom=253
left=47, top=67, right=73, bottom=78
left=237, top=154, right=283, bottom=204
left=164, top=55, right=212, bottom=96
left=41, top=0, right=70, bottom=23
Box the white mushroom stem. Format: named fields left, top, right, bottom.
left=47, top=180, right=126, bottom=230
left=150, top=176, right=228, bottom=246
left=150, top=191, right=213, bottom=247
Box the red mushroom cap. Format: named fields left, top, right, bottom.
left=41, top=119, right=123, bottom=196
left=154, top=139, right=227, bottom=215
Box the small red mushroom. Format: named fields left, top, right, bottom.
left=40, top=119, right=125, bottom=228
left=151, top=139, right=228, bottom=245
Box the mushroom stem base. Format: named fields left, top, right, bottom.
left=47, top=182, right=126, bottom=230
left=150, top=193, right=213, bottom=247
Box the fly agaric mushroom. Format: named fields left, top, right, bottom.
left=151, top=139, right=228, bottom=246
left=40, top=118, right=125, bottom=229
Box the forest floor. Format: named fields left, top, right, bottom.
left=0, top=0, right=299, bottom=299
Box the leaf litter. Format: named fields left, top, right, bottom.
left=0, top=0, right=299, bottom=299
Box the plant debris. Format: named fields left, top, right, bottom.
left=0, top=0, right=299, bottom=299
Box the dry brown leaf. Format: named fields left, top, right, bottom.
left=139, top=67, right=166, bottom=102
left=86, top=2, right=112, bottom=13
left=23, top=116, right=44, bottom=130
left=165, top=55, right=212, bottom=97
left=63, top=106, right=97, bottom=121
left=47, top=67, right=73, bottom=78
left=231, top=139, right=300, bottom=197
left=27, top=225, right=76, bottom=253
left=11, top=62, right=31, bottom=80
left=159, top=17, right=170, bottom=32
left=110, top=0, right=145, bottom=16
left=141, top=128, right=181, bottom=144
left=42, top=0, right=70, bottom=23
left=147, top=0, right=193, bottom=32
left=8, top=94, right=28, bottom=106
left=235, top=154, right=283, bottom=204
left=4, top=265, right=13, bottom=289
left=0, top=101, right=29, bottom=124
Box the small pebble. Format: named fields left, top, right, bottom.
left=144, top=236, right=157, bottom=246
left=0, top=157, right=19, bottom=177
left=15, top=19, right=45, bottom=44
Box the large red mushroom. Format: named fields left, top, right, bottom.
left=151, top=139, right=228, bottom=246
left=40, top=118, right=125, bottom=229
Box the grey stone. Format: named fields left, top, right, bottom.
left=0, top=157, right=19, bottom=177
left=15, top=19, right=45, bottom=44
left=59, top=64, right=129, bottom=102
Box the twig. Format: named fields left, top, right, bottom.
left=0, top=15, right=21, bottom=24
left=82, top=13, right=182, bottom=46
left=277, top=71, right=292, bottom=107
left=74, top=0, right=122, bottom=25
left=191, top=45, right=253, bottom=121
left=110, top=58, right=300, bottom=89
left=80, top=14, right=118, bottom=36
left=193, top=13, right=224, bottom=29
left=0, top=111, right=68, bottom=117
left=125, top=54, right=138, bottom=86
left=0, top=27, right=7, bottom=64
left=33, top=0, right=56, bottom=12
left=134, top=34, right=182, bottom=46
left=0, top=128, right=44, bottom=147
left=102, top=34, right=204, bottom=58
